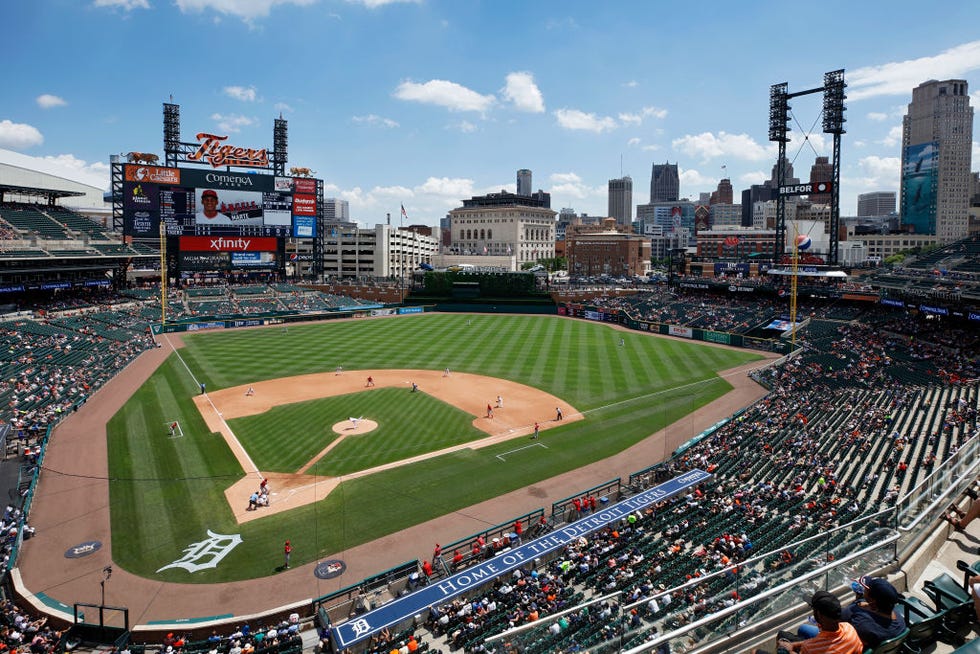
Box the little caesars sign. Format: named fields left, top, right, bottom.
left=188, top=132, right=270, bottom=169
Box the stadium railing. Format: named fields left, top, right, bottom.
left=551, top=478, right=623, bottom=523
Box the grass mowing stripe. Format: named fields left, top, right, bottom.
left=108, top=315, right=761, bottom=581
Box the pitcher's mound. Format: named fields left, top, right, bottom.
left=332, top=419, right=378, bottom=435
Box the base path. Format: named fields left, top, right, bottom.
left=15, top=325, right=777, bottom=626
left=204, top=369, right=581, bottom=524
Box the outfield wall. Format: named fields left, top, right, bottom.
left=560, top=302, right=794, bottom=354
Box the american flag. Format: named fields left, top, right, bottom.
left=400, top=204, right=408, bottom=222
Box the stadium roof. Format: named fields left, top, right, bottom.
left=0, top=181, right=83, bottom=202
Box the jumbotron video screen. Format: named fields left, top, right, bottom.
left=122, top=165, right=317, bottom=239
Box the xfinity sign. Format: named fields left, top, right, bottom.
left=778, top=181, right=834, bottom=196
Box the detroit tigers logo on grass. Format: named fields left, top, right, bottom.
left=157, top=530, right=243, bottom=573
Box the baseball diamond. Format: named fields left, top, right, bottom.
left=19, top=313, right=770, bottom=624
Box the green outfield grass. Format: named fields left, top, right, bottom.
left=107, top=314, right=762, bottom=583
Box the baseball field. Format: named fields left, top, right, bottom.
left=106, top=313, right=762, bottom=583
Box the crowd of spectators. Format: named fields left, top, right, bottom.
left=408, top=304, right=978, bottom=653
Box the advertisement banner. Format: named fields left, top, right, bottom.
left=397, top=306, right=424, bottom=315
left=901, top=141, right=938, bottom=233
left=293, top=178, right=317, bottom=194
left=231, top=251, right=276, bottom=267
left=668, top=325, right=692, bottom=338
left=180, top=252, right=230, bottom=271
left=128, top=210, right=159, bottom=237
left=123, top=182, right=159, bottom=211
left=703, top=331, right=731, bottom=345
left=274, top=177, right=293, bottom=192
left=292, top=193, right=317, bottom=216
left=124, top=165, right=180, bottom=185
left=180, top=236, right=278, bottom=252
left=293, top=215, right=315, bottom=238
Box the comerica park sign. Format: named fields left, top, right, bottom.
left=779, top=181, right=834, bottom=196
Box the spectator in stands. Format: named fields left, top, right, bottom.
left=944, top=484, right=980, bottom=531
left=753, top=591, right=862, bottom=654
left=796, top=577, right=905, bottom=648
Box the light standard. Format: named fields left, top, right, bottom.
left=100, top=565, right=112, bottom=606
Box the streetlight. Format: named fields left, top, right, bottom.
left=100, top=565, right=112, bottom=606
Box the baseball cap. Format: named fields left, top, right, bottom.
left=202, top=189, right=218, bottom=199
left=859, top=576, right=899, bottom=610
left=810, top=590, right=842, bottom=620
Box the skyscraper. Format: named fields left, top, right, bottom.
left=608, top=176, right=633, bottom=227
left=900, top=79, right=973, bottom=241
left=516, top=169, right=532, bottom=196
left=808, top=156, right=833, bottom=204
left=857, top=192, right=897, bottom=217
left=709, top=178, right=733, bottom=205
left=650, top=162, right=679, bottom=203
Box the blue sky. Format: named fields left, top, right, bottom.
left=2, top=0, right=980, bottom=227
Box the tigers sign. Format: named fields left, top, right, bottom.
left=187, top=133, right=270, bottom=169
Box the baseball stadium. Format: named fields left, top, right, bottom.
left=0, top=110, right=979, bottom=654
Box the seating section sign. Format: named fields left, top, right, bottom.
left=332, top=469, right=712, bottom=649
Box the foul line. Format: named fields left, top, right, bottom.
left=496, top=442, right=548, bottom=461
left=163, top=334, right=262, bottom=478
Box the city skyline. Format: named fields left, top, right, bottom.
left=1, top=0, right=979, bottom=227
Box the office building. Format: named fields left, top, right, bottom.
left=808, top=156, right=833, bottom=204
left=323, top=198, right=350, bottom=221
left=650, top=162, right=679, bottom=202
left=607, top=176, right=633, bottom=227
left=900, top=79, right=973, bottom=241
left=857, top=192, right=897, bottom=217
left=448, top=189, right=556, bottom=264
left=516, top=169, right=533, bottom=196
left=710, top=178, right=733, bottom=205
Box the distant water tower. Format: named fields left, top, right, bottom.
left=517, top=169, right=532, bottom=196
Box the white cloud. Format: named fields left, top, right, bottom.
left=786, top=132, right=829, bottom=156
left=175, top=0, right=316, bottom=21
left=854, top=155, right=901, bottom=189
left=545, top=172, right=604, bottom=203
left=347, top=0, right=421, bottom=7
left=738, top=171, right=768, bottom=185
left=416, top=177, right=475, bottom=198
left=502, top=72, right=545, bottom=113
left=641, top=144, right=660, bottom=152
left=623, top=80, right=638, bottom=88
left=36, top=94, right=67, bottom=109
left=879, top=125, right=903, bottom=147
left=447, top=120, right=477, bottom=133
left=210, top=112, right=256, bottom=133
left=0, top=120, right=44, bottom=150
left=554, top=108, right=617, bottom=133
left=618, top=106, right=667, bottom=125
left=274, top=102, right=293, bottom=113
left=867, top=112, right=888, bottom=121
left=678, top=168, right=717, bottom=191
left=849, top=40, right=980, bottom=101
left=0, top=148, right=110, bottom=190
left=627, top=137, right=641, bottom=147
left=672, top=131, right=774, bottom=162
left=351, top=114, right=399, bottom=128
left=394, top=79, right=495, bottom=113
left=93, top=0, right=150, bottom=10
left=224, top=85, right=258, bottom=102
